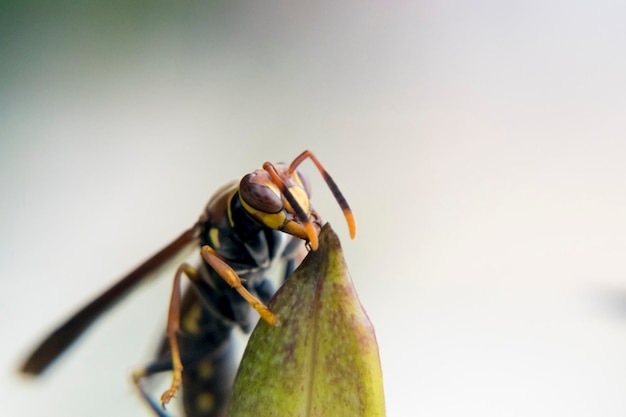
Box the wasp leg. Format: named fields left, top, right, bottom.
left=133, top=358, right=176, bottom=417
left=159, top=263, right=201, bottom=408
left=159, top=253, right=280, bottom=409
left=134, top=340, right=233, bottom=417
left=200, top=245, right=280, bottom=326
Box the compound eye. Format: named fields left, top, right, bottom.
left=240, top=173, right=284, bottom=213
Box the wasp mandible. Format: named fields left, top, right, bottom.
left=20, top=150, right=356, bottom=417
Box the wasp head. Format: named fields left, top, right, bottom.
left=238, top=151, right=356, bottom=251
left=239, top=163, right=321, bottom=249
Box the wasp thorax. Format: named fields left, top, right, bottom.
left=239, top=172, right=283, bottom=214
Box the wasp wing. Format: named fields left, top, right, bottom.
left=20, top=226, right=199, bottom=375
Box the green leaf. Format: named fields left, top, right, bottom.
left=229, top=224, right=386, bottom=417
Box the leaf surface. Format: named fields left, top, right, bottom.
left=230, top=224, right=385, bottom=417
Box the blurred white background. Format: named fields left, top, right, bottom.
left=2, top=1, right=626, bottom=416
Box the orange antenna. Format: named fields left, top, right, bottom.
left=288, top=150, right=356, bottom=239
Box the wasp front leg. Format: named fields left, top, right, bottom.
left=159, top=246, right=281, bottom=409
left=200, top=245, right=280, bottom=326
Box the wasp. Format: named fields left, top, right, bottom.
left=20, top=150, right=356, bottom=417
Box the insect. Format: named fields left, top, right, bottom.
left=20, top=150, right=356, bottom=417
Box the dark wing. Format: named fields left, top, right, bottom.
left=20, top=226, right=199, bottom=375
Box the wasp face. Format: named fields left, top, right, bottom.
left=239, top=164, right=321, bottom=248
